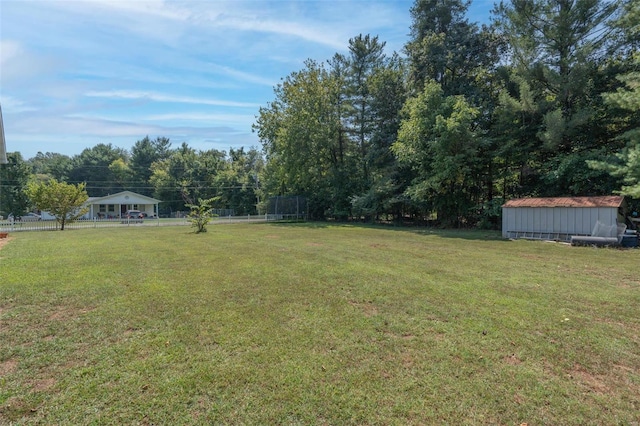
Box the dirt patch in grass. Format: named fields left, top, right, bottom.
left=518, top=254, right=546, bottom=260
left=370, top=243, right=387, bottom=248
left=612, top=364, right=640, bottom=393
left=401, top=351, right=415, bottom=369
left=349, top=300, right=378, bottom=317
left=616, top=275, right=640, bottom=289
left=558, top=265, right=640, bottom=289
left=569, top=364, right=610, bottom=394
left=513, top=393, right=526, bottom=405
left=0, top=235, right=11, bottom=251
left=503, top=353, right=523, bottom=366
left=0, top=358, right=18, bottom=375
left=384, top=330, right=416, bottom=340
left=32, top=377, right=57, bottom=392
left=47, top=306, right=95, bottom=322
left=0, top=397, right=34, bottom=420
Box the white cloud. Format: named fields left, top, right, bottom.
left=40, top=0, right=365, bottom=50
left=0, top=40, right=22, bottom=63
left=0, top=96, right=38, bottom=114
left=205, top=64, right=277, bottom=87
left=81, top=0, right=191, bottom=21
left=0, top=40, right=60, bottom=86
left=214, top=14, right=346, bottom=50
left=84, top=90, right=260, bottom=108
left=1, top=0, right=427, bottom=158
left=42, top=0, right=192, bottom=45
left=144, top=112, right=254, bottom=124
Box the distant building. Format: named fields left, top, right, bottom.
left=502, top=196, right=625, bottom=241
left=84, top=191, right=161, bottom=219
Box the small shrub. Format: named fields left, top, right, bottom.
left=186, top=198, right=218, bottom=233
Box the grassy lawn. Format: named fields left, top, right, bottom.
left=1, top=223, right=639, bottom=425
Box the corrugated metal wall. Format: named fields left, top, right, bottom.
left=502, top=207, right=618, bottom=240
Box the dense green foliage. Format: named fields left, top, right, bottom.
left=394, top=82, right=481, bottom=226
left=0, top=152, right=31, bottom=218
left=6, top=138, right=264, bottom=217
left=588, top=1, right=640, bottom=197
left=25, top=179, right=89, bottom=230
left=255, top=0, right=638, bottom=224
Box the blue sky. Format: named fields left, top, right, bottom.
left=1, top=0, right=493, bottom=160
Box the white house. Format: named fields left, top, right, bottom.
left=502, top=196, right=626, bottom=241
left=83, top=191, right=161, bottom=219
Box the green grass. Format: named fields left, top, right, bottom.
left=1, top=224, right=639, bottom=425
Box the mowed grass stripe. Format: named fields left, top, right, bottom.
left=0, top=223, right=639, bottom=424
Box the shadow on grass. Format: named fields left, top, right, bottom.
left=264, top=220, right=508, bottom=242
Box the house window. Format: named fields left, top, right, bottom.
left=99, top=204, right=106, bottom=213
left=108, top=205, right=115, bottom=212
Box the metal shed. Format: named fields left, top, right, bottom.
left=502, top=196, right=625, bottom=241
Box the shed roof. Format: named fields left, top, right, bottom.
left=503, top=196, right=624, bottom=208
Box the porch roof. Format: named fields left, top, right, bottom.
left=87, top=191, right=161, bottom=205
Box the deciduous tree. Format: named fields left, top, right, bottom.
left=25, top=179, right=89, bottom=230
left=255, top=60, right=346, bottom=218
left=130, top=136, right=172, bottom=195
left=68, top=143, right=129, bottom=196
left=149, top=143, right=226, bottom=215
left=214, top=148, right=263, bottom=215
left=393, top=82, right=480, bottom=226
left=28, top=152, right=73, bottom=181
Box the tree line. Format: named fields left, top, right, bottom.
left=2, top=0, right=638, bottom=226
left=0, top=137, right=264, bottom=218
left=255, top=0, right=640, bottom=226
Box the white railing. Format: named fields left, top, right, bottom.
left=0, top=215, right=284, bottom=233
left=0, top=217, right=187, bottom=232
